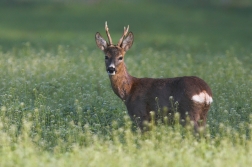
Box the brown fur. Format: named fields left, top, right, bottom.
left=95, top=24, right=213, bottom=131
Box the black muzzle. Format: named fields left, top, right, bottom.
left=107, top=67, right=116, bottom=74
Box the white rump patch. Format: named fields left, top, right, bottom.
left=191, top=91, right=213, bottom=104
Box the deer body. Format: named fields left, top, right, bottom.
left=95, top=22, right=213, bottom=130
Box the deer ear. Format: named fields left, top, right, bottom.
left=95, top=32, right=107, bottom=50
left=121, top=32, right=134, bottom=51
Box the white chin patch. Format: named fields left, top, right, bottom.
left=108, top=72, right=116, bottom=75
left=191, top=91, right=213, bottom=104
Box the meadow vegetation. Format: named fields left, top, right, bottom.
left=0, top=1, right=252, bottom=166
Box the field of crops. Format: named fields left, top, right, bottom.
left=0, top=1, right=252, bottom=166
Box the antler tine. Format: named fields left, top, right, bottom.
left=105, top=21, right=113, bottom=45
left=117, top=25, right=129, bottom=46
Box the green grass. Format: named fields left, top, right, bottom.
left=0, top=1, right=252, bottom=166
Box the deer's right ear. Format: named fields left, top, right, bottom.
left=95, top=32, right=107, bottom=50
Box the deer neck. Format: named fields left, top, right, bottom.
left=109, top=63, right=134, bottom=101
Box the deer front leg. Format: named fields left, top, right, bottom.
left=127, top=104, right=150, bottom=131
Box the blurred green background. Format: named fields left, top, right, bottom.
left=0, top=0, right=252, bottom=56
left=0, top=0, right=252, bottom=157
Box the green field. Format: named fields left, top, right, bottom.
left=0, top=1, right=252, bottom=166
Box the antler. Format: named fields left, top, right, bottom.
left=105, top=21, right=113, bottom=45
left=117, top=25, right=129, bottom=46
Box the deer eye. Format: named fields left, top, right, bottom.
left=105, top=56, right=109, bottom=60
left=118, top=56, right=123, bottom=60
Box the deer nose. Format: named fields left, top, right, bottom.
left=107, top=66, right=116, bottom=74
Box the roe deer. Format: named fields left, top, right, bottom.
left=95, top=22, right=213, bottom=131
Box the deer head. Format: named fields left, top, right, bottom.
left=95, top=22, right=134, bottom=75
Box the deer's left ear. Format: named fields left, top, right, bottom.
left=95, top=32, right=107, bottom=50
left=121, top=32, right=134, bottom=51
